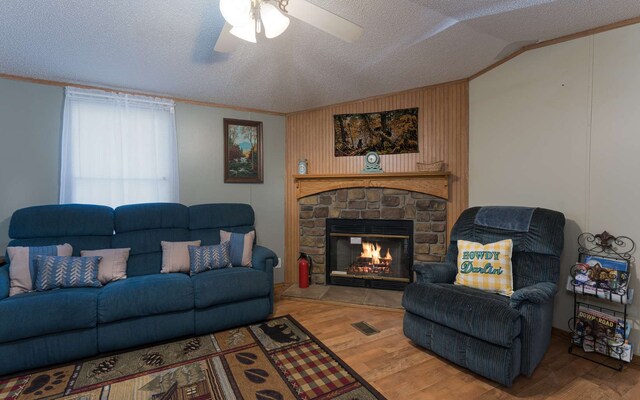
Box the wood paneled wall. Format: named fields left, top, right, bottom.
left=284, top=80, right=469, bottom=284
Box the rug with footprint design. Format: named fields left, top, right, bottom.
left=0, top=315, right=385, bottom=400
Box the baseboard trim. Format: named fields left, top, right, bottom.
left=273, top=282, right=292, bottom=301
left=551, top=327, right=571, bottom=339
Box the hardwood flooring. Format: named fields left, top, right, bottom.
left=274, top=299, right=640, bottom=399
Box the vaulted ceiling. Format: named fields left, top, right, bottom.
left=1, top=1, right=639, bottom=113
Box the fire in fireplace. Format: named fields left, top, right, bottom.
left=326, top=219, right=413, bottom=290
left=349, top=241, right=393, bottom=275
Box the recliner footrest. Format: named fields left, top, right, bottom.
left=402, top=282, right=521, bottom=347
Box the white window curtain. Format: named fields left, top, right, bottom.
left=60, top=87, right=179, bottom=208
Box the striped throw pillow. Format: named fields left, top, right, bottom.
left=455, top=239, right=514, bottom=296
left=7, top=244, right=73, bottom=296
left=34, top=255, right=102, bottom=291
left=188, top=242, right=231, bottom=275
left=220, top=230, right=255, bottom=267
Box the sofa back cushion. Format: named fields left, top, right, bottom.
left=188, top=204, right=255, bottom=245
left=113, top=203, right=189, bottom=276
left=7, top=204, right=114, bottom=255
left=446, top=206, right=565, bottom=290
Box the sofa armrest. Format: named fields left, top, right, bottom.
left=0, top=265, right=9, bottom=300
left=510, top=282, right=557, bottom=309
left=252, top=246, right=278, bottom=274
left=414, top=262, right=457, bottom=284
left=251, top=245, right=277, bottom=313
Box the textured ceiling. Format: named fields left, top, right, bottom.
left=1, top=0, right=639, bottom=113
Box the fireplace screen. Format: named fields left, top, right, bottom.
left=326, top=219, right=413, bottom=290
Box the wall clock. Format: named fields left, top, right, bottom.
left=362, top=151, right=383, bottom=173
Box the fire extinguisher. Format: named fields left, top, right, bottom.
left=298, top=252, right=312, bottom=288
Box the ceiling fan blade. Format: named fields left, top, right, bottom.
left=286, top=0, right=363, bottom=43
left=214, top=22, right=239, bottom=53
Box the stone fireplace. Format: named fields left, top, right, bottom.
left=298, top=187, right=447, bottom=286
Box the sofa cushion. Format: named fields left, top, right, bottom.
left=0, top=288, right=99, bottom=342
left=189, top=203, right=254, bottom=229
left=7, top=204, right=114, bottom=258
left=402, top=282, right=521, bottom=347
left=113, top=203, right=190, bottom=276
left=192, top=267, right=270, bottom=308
left=98, top=274, right=193, bottom=323
left=9, top=204, right=114, bottom=239
left=188, top=203, right=255, bottom=246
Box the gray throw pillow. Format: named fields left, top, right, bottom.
left=81, top=248, right=130, bottom=284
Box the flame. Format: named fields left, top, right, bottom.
left=360, top=242, right=392, bottom=264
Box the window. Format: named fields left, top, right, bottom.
left=60, top=87, right=179, bottom=208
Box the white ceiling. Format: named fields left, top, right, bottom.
left=1, top=0, right=639, bottom=113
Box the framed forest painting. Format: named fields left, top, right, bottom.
left=223, top=118, right=263, bottom=183
left=334, top=107, right=419, bottom=156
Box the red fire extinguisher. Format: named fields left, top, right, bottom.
left=298, top=252, right=312, bottom=288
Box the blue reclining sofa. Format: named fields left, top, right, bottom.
left=0, top=202, right=277, bottom=376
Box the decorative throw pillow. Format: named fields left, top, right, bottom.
left=188, top=241, right=231, bottom=275
left=161, top=240, right=201, bottom=273
left=7, top=243, right=73, bottom=296
left=455, top=239, right=514, bottom=296
left=81, top=248, right=131, bottom=284
left=220, top=230, right=255, bottom=267
left=34, top=255, right=102, bottom=291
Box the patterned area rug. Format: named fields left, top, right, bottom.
left=0, top=315, right=384, bottom=400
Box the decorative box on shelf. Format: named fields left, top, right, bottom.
left=567, top=231, right=635, bottom=370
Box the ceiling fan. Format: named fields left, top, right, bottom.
left=215, top=0, right=364, bottom=52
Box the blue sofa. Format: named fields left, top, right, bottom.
left=402, top=206, right=565, bottom=386
left=0, top=202, right=277, bottom=376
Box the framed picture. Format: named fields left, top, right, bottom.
left=224, top=118, right=264, bottom=183
left=334, top=107, right=419, bottom=156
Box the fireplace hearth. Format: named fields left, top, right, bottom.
left=326, top=219, right=413, bottom=290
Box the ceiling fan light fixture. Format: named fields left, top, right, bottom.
left=230, top=19, right=257, bottom=43
left=260, top=3, right=290, bottom=39
left=219, top=0, right=253, bottom=27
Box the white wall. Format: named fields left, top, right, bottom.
left=470, top=23, right=640, bottom=352
left=0, top=78, right=286, bottom=282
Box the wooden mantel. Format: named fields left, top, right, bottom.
left=293, top=172, right=450, bottom=200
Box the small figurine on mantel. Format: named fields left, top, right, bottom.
left=297, top=159, right=308, bottom=175
left=362, top=151, right=383, bottom=173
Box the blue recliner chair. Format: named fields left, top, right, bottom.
left=402, top=206, right=565, bottom=386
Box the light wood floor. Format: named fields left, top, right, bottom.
left=274, top=298, right=640, bottom=399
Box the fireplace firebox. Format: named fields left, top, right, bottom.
left=326, top=218, right=413, bottom=290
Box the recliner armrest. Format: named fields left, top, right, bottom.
left=251, top=245, right=277, bottom=314
left=510, top=281, right=557, bottom=308
left=0, top=265, right=9, bottom=300
left=413, top=262, right=457, bottom=284
left=251, top=245, right=278, bottom=274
